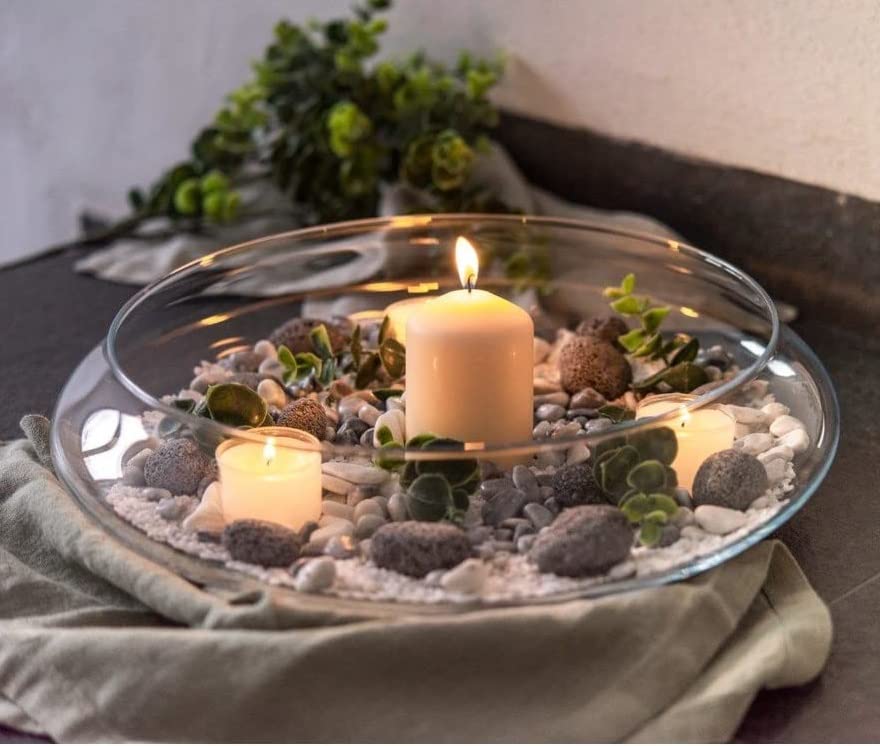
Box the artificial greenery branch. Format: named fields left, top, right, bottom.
left=68, top=0, right=507, bottom=253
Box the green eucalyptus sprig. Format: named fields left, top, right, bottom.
left=58, top=0, right=508, bottom=254
left=350, top=317, right=405, bottom=388
left=604, top=273, right=707, bottom=394
left=277, top=323, right=338, bottom=388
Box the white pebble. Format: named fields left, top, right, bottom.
left=122, top=464, right=146, bottom=487
left=318, top=514, right=353, bottom=528
left=253, top=339, right=277, bottom=361
left=182, top=482, right=225, bottom=533
left=386, top=397, right=405, bottom=412
left=734, top=423, right=751, bottom=439
left=338, top=395, right=365, bottom=420
left=294, top=557, right=336, bottom=593
left=769, top=415, right=806, bottom=437
left=353, top=498, right=384, bottom=522
left=321, top=500, right=355, bottom=521
left=761, top=402, right=790, bottom=420
left=724, top=405, right=768, bottom=426
left=680, top=525, right=706, bottom=540
left=764, top=458, right=788, bottom=484
left=750, top=496, right=775, bottom=510
left=126, top=448, right=153, bottom=470
left=440, top=558, right=488, bottom=595
left=736, top=432, right=774, bottom=456
left=533, top=337, right=551, bottom=365
left=257, top=379, right=286, bottom=409
left=778, top=428, right=810, bottom=454
left=322, top=461, right=388, bottom=486
left=566, top=442, right=590, bottom=465
left=373, top=409, right=405, bottom=447
left=322, top=473, right=355, bottom=496
left=388, top=493, right=408, bottom=522
left=258, top=358, right=283, bottom=378
left=694, top=505, right=747, bottom=535
left=357, top=403, right=381, bottom=426
left=309, top=521, right=354, bottom=545
left=758, top=445, right=794, bottom=464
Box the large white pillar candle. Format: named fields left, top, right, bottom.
left=636, top=394, right=736, bottom=492
left=216, top=427, right=321, bottom=530
left=405, top=237, right=534, bottom=446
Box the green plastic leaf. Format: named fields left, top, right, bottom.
left=355, top=352, right=381, bottom=389
left=621, top=273, right=636, bottom=294
left=379, top=337, right=406, bottom=379
left=620, top=492, right=679, bottom=523
left=376, top=424, right=394, bottom=446
left=632, top=332, right=663, bottom=358
left=670, top=337, right=700, bottom=365
left=309, top=324, right=334, bottom=359
left=204, top=383, right=268, bottom=428
left=626, top=459, right=667, bottom=492
left=374, top=442, right=405, bottom=470
left=277, top=344, right=296, bottom=371
left=662, top=362, right=709, bottom=393
left=611, top=295, right=648, bottom=315
left=598, top=404, right=635, bottom=423
left=641, top=306, right=670, bottom=334
left=597, top=444, right=640, bottom=497
left=638, top=521, right=663, bottom=547
left=406, top=473, right=454, bottom=522
left=378, top=315, right=391, bottom=344
left=350, top=324, right=363, bottom=368
left=316, top=357, right=336, bottom=387
left=626, top=426, right=678, bottom=465
left=618, top=328, right=646, bottom=353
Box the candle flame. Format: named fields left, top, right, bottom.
left=263, top=437, right=276, bottom=466
left=679, top=406, right=691, bottom=427
left=455, top=236, right=479, bottom=290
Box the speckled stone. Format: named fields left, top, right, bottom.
left=692, top=449, right=769, bottom=510
left=222, top=519, right=301, bottom=567
left=370, top=522, right=471, bottom=578
left=558, top=335, right=632, bottom=399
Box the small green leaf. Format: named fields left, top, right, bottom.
left=309, top=324, right=334, bottom=359
left=626, top=459, right=667, bottom=492
left=621, top=273, right=636, bottom=294
left=670, top=337, right=700, bottom=365
left=603, top=287, right=626, bottom=300
left=597, top=444, right=640, bottom=497
left=641, top=306, right=670, bottom=334
left=406, top=473, right=454, bottom=522
left=379, top=337, right=406, bottom=379
left=204, top=383, right=268, bottom=428
left=376, top=424, right=394, bottom=446
left=317, top=357, right=336, bottom=387
left=406, top=432, right=438, bottom=449
left=627, top=426, right=678, bottom=465
left=611, top=295, right=648, bottom=315
left=350, top=324, right=363, bottom=368
left=662, top=362, right=709, bottom=393
left=374, top=442, right=405, bottom=470
left=378, top=315, right=391, bottom=344
left=277, top=345, right=296, bottom=371
left=355, top=352, right=381, bottom=389
left=598, top=404, right=635, bottom=423
left=372, top=387, right=405, bottom=401
left=620, top=492, right=678, bottom=523
left=632, top=332, right=663, bottom=358
left=639, top=521, right=663, bottom=547
left=643, top=509, right=669, bottom=525
left=618, top=328, right=646, bottom=353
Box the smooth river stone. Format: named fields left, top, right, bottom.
left=769, top=415, right=806, bottom=437
left=322, top=461, right=388, bottom=486
left=694, top=505, right=747, bottom=535
left=724, top=405, right=769, bottom=426
left=322, top=474, right=355, bottom=496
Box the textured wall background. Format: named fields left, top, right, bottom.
left=3, top=0, right=878, bottom=263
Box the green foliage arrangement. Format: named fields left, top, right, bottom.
left=96, top=0, right=506, bottom=247
left=604, top=273, right=708, bottom=394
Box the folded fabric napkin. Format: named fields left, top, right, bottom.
left=0, top=416, right=831, bottom=742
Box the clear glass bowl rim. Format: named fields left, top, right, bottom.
left=104, top=213, right=781, bottom=460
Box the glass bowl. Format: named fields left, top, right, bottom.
left=51, top=214, right=839, bottom=612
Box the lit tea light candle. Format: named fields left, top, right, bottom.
left=636, top=394, right=736, bottom=492
left=405, top=236, right=534, bottom=446
left=216, top=427, right=321, bottom=530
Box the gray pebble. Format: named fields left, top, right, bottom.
left=467, top=526, right=493, bottom=546
left=658, top=524, right=681, bottom=547
left=673, top=488, right=693, bottom=509
left=388, top=492, right=409, bottom=522
left=544, top=497, right=561, bottom=515
left=493, top=541, right=516, bottom=553
left=512, top=465, right=541, bottom=502
left=293, top=557, right=336, bottom=593
left=536, top=403, right=567, bottom=422
left=324, top=535, right=357, bottom=559
left=671, top=507, right=695, bottom=527
left=513, top=523, right=535, bottom=542
left=322, top=500, right=355, bottom=521
left=516, top=534, right=537, bottom=553
left=141, top=487, right=172, bottom=502
left=494, top=528, right=514, bottom=541
left=355, top=513, right=386, bottom=539
left=534, top=391, right=570, bottom=407
left=126, top=448, right=153, bottom=470
left=532, top=421, right=553, bottom=439
left=585, top=417, right=614, bottom=433
left=157, top=496, right=190, bottom=521
left=481, top=487, right=529, bottom=526
left=567, top=408, right=599, bottom=418
left=480, top=477, right=514, bottom=498
left=337, top=417, right=369, bottom=440
left=570, top=387, right=606, bottom=409
left=501, top=517, right=531, bottom=531
left=360, top=428, right=375, bottom=447
left=122, top=464, right=146, bottom=487
left=524, top=502, right=554, bottom=530
left=353, top=498, right=384, bottom=521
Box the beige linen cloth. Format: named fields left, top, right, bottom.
left=0, top=416, right=831, bottom=742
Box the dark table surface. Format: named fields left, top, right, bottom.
left=0, top=248, right=877, bottom=743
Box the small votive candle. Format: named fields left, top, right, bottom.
left=384, top=297, right=431, bottom=345
left=636, top=394, right=736, bottom=492
left=216, top=427, right=321, bottom=530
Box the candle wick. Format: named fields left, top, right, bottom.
left=466, top=275, right=474, bottom=293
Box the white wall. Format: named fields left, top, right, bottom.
left=3, top=0, right=879, bottom=263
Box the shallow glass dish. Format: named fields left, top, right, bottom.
left=51, top=215, right=839, bottom=612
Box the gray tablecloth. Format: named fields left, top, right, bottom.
left=0, top=416, right=831, bottom=742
